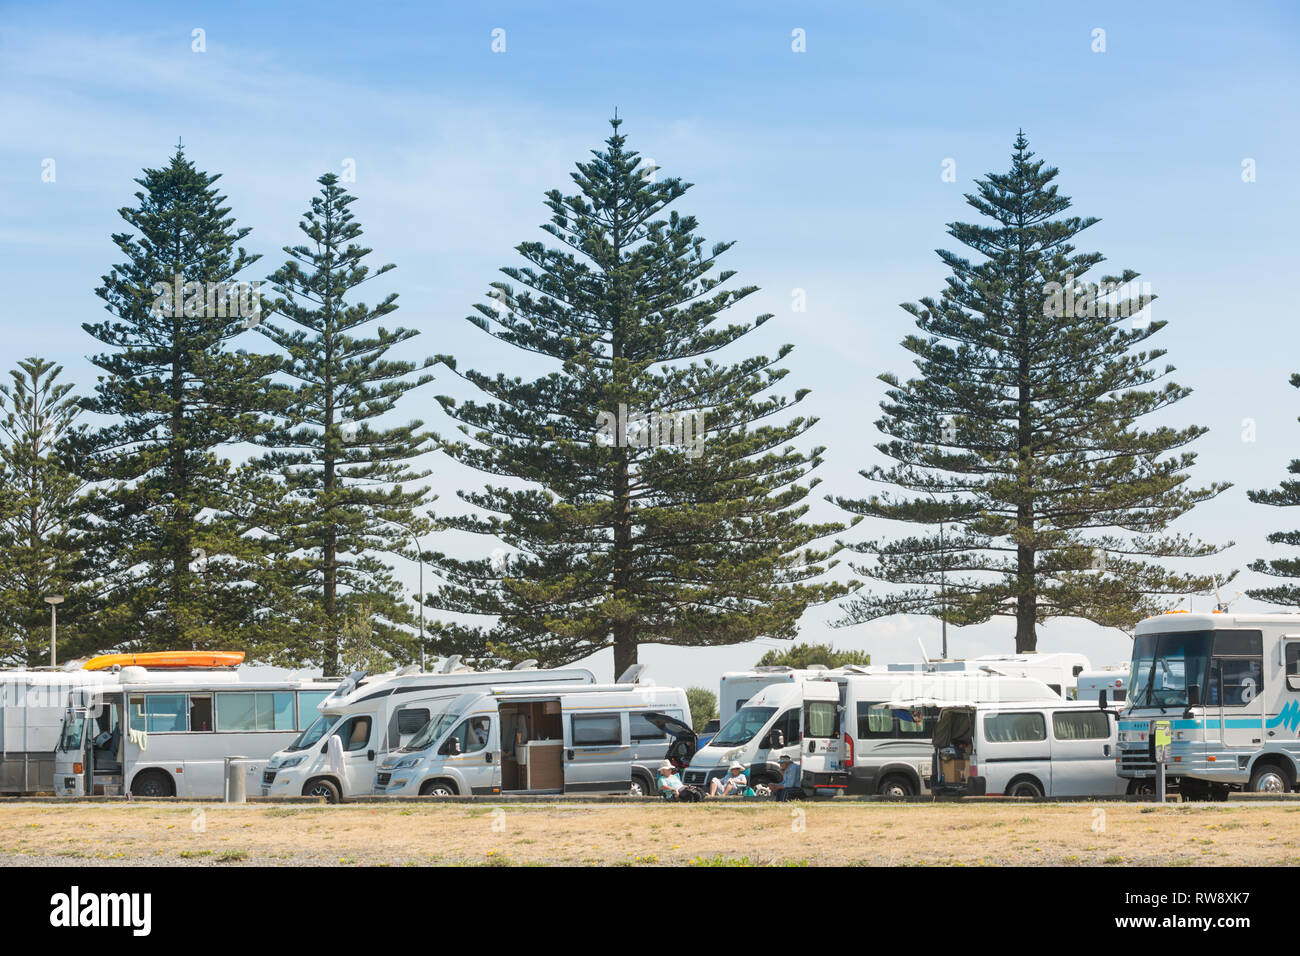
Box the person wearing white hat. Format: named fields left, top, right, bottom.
left=657, top=759, right=686, bottom=800
left=708, top=761, right=747, bottom=797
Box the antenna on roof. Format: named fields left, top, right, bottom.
left=439, top=655, right=462, bottom=674
left=917, top=638, right=931, bottom=670
left=396, top=664, right=420, bottom=676
left=512, top=659, right=538, bottom=671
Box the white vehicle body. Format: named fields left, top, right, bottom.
left=931, top=699, right=1126, bottom=797
left=0, top=669, right=116, bottom=794
left=376, top=682, right=692, bottom=797
left=837, top=673, right=1065, bottom=796
left=53, top=668, right=338, bottom=797
left=1117, top=612, right=1300, bottom=795
left=262, top=665, right=596, bottom=801
left=686, top=678, right=849, bottom=795
left=716, top=667, right=839, bottom=723
left=879, top=653, right=1090, bottom=699
left=1076, top=666, right=1129, bottom=705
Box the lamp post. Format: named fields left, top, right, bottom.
left=379, top=520, right=427, bottom=671
left=918, top=490, right=948, bottom=659
left=44, top=595, right=64, bottom=667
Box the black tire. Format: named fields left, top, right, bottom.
left=129, top=769, right=174, bottom=797
left=1248, top=762, right=1294, bottom=794
left=1007, top=777, right=1044, bottom=798
left=630, top=772, right=655, bottom=798
left=303, top=777, right=341, bottom=803
left=419, top=779, right=457, bottom=797
left=1126, top=779, right=1156, bottom=797
left=877, top=774, right=915, bottom=798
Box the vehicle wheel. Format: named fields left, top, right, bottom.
left=877, top=774, right=915, bottom=798
left=630, top=773, right=654, bottom=798
left=419, top=780, right=457, bottom=797
left=1248, top=763, right=1293, bottom=794
left=129, top=769, right=174, bottom=797
left=1126, top=779, right=1156, bottom=797
left=303, top=778, right=341, bottom=803
left=1007, top=777, right=1044, bottom=798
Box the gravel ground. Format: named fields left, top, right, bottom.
left=1, top=800, right=1297, bottom=866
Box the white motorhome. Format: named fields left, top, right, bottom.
left=835, top=673, right=1067, bottom=796
left=0, top=669, right=116, bottom=794
left=1117, top=612, right=1300, bottom=797
left=54, top=668, right=338, bottom=797
left=375, top=681, right=694, bottom=797
left=928, top=699, right=1126, bottom=797
left=879, top=652, right=1090, bottom=699
left=261, top=662, right=597, bottom=802
left=685, top=678, right=848, bottom=796
left=1076, top=666, right=1129, bottom=705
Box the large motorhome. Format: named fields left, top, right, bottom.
left=54, top=667, right=338, bottom=797
left=1117, top=612, right=1300, bottom=797
left=0, top=669, right=117, bottom=794
left=374, top=681, right=694, bottom=797
left=261, top=662, right=597, bottom=802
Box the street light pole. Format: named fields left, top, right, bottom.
left=379, top=520, right=427, bottom=671
left=44, top=595, right=64, bottom=667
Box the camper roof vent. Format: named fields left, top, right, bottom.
left=512, top=659, right=539, bottom=671
left=396, top=664, right=421, bottom=676
left=439, top=655, right=462, bottom=674
left=754, top=666, right=793, bottom=673
left=617, top=663, right=647, bottom=684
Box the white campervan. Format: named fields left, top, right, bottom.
left=261, top=661, right=596, bottom=802
left=929, top=699, right=1126, bottom=798
left=836, top=673, right=1066, bottom=796
left=376, top=682, right=694, bottom=797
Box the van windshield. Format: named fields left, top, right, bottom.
left=1128, top=632, right=1212, bottom=710
left=710, top=706, right=777, bottom=748
left=286, top=715, right=335, bottom=752
left=403, top=711, right=461, bottom=752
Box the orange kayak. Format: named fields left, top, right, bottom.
left=80, top=651, right=245, bottom=671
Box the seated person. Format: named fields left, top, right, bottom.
left=771, top=753, right=801, bottom=801
left=709, top=761, right=747, bottom=797
left=656, top=759, right=686, bottom=800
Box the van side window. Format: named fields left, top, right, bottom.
left=1287, top=644, right=1300, bottom=692
left=629, top=712, right=668, bottom=742
left=396, top=708, right=430, bottom=736
left=130, top=694, right=186, bottom=733
left=857, top=703, right=938, bottom=739
left=804, top=701, right=839, bottom=738
left=447, top=717, right=491, bottom=754
left=571, top=713, right=621, bottom=746
left=983, top=712, right=1046, bottom=743
left=337, top=716, right=372, bottom=752
left=1052, top=711, right=1110, bottom=740
left=773, top=708, right=801, bottom=747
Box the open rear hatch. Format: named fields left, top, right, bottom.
left=640, top=712, right=698, bottom=768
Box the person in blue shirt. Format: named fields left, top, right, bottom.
left=771, top=753, right=802, bottom=801
left=657, top=760, right=686, bottom=800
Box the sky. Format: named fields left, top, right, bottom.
left=1, top=1, right=1298, bottom=690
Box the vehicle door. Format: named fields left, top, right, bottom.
left=439, top=713, right=501, bottom=795
left=1049, top=709, right=1123, bottom=795
left=801, top=681, right=842, bottom=777
left=1210, top=631, right=1266, bottom=755
left=329, top=713, right=379, bottom=797
left=563, top=709, right=631, bottom=793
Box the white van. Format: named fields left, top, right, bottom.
left=376, top=683, right=694, bottom=797
left=1, top=669, right=116, bottom=794
left=930, top=699, right=1126, bottom=798
left=261, top=662, right=597, bottom=802
left=837, top=673, right=1065, bottom=796
left=685, top=678, right=848, bottom=796
left=1076, top=666, right=1128, bottom=705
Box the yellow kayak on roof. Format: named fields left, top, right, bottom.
left=80, top=651, right=245, bottom=671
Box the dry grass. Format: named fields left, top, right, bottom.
left=0, top=800, right=1296, bottom=866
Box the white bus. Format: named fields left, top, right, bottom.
left=1117, top=612, right=1300, bottom=798
left=53, top=667, right=338, bottom=797
left=1, top=669, right=117, bottom=794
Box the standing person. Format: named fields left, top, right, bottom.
left=709, top=761, right=748, bottom=797
left=771, top=753, right=802, bottom=801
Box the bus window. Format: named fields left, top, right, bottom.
left=216, top=692, right=297, bottom=732
left=1288, top=643, right=1300, bottom=692
left=189, top=695, right=213, bottom=732
left=129, top=694, right=186, bottom=733
left=297, top=691, right=331, bottom=728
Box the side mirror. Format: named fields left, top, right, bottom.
left=1188, top=685, right=1201, bottom=708
left=1098, top=690, right=1107, bottom=710
left=767, top=730, right=785, bottom=749
left=441, top=737, right=462, bottom=756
